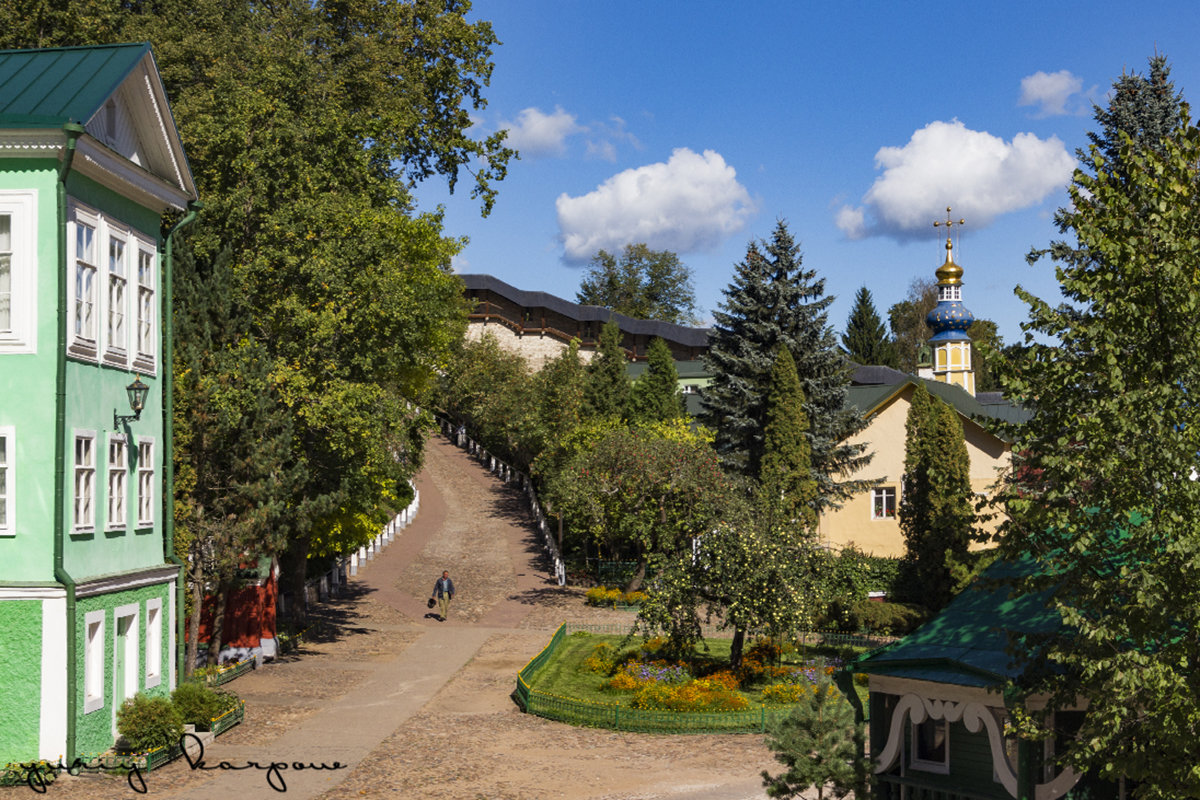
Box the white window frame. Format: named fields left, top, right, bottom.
left=133, top=242, right=157, bottom=373
left=69, top=204, right=100, bottom=360
left=0, top=426, right=13, bottom=536
left=103, top=225, right=130, bottom=365
left=113, top=603, right=140, bottom=706
left=84, top=610, right=105, bottom=713
left=74, top=431, right=97, bottom=532
left=938, top=284, right=962, bottom=302
left=137, top=438, right=155, bottom=528
left=106, top=434, right=127, bottom=532
left=145, top=598, right=162, bottom=688
left=910, top=717, right=950, bottom=773
left=871, top=486, right=897, bottom=520
left=0, top=191, right=38, bottom=354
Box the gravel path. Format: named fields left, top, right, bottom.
left=6, top=434, right=778, bottom=800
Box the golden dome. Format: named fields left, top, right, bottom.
left=936, top=236, right=963, bottom=285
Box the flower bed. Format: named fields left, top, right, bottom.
left=516, top=625, right=862, bottom=733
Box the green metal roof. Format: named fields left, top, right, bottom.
left=0, top=42, right=152, bottom=127
left=849, top=557, right=1061, bottom=688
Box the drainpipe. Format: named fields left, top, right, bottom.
left=54, top=121, right=84, bottom=760
left=162, top=201, right=201, bottom=685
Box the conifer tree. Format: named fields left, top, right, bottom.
left=632, top=337, right=685, bottom=423
left=759, top=347, right=818, bottom=531
left=898, top=383, right=973, bottom=610
left=761, top=682, right=870, bottom=800
left=841, top=286, right=897, bottom=367
left=584, top=318, right=632, bottom=420
left=702, top=221, right=870, bottom=510
left=1084, top=54, right=1185, bottom=184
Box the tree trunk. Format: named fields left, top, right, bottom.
left=279, top=537, right=311, bottom=624
left=624, top=559, right=647, bottom=594
left=206, top=579, right=230, bottom=667
left=729, top=626, right=746, bottom=670
left=185, top=554, right=204, bottom=677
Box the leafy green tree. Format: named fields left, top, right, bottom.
left=0, top=0, right=510, bottom=619
left=702, top=221, right=870, bottom=509
left=632, top=337, right=685, bottom=423
left=841, top=286, right=897, bottom=367
left=967, top=319, right=1003, bottom=393
left=584, top=318, right=633, bottom=420
left=887, top=278, right=937, bottom=373
left=898, top=383, right=974, bottom=611
left=761, top=682, right=870, bottom=800
left=551, top=423, right=729, bottom=596
left=438, top=331, right=539, bottom=468
left=576, top=243, right=699, bottom=324
left=173, top=242, right=300, bottom=670
left=995, top=111, right=1200, bottom=800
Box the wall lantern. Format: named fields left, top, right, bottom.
left=114, top=375, right=149, bottom=428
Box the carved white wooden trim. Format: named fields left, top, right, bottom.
left=874, top=691, right=1083, bottom=800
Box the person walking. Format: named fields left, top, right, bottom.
left=431, top=570, right=455, bottom=621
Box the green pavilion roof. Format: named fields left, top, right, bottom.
left=850, top=557, right=1061, bottom=688
left=0, top=43, right=155, bottom=127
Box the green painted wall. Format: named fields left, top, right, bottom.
left=0, top=160, right=63, bottom=583
left=0, top=600, right=43, bottom=762
left=74, top=582, right=172, bottom=758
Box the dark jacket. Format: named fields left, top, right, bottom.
left=433, top=577, right=455, bottom=598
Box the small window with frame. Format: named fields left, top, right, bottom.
left=871, top=487, right=897, bottom=520
left=911, top=717, right=949, bottom=773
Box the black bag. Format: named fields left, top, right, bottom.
left=427, top=597, right=436, bottom=609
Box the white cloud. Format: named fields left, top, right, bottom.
left=1019, top=70, right=1084, bottom=116
left=556, top=148, right=755, bottom=261
left=835, top=120, right=1075, bottom=240
left=499, top=106, right=584, bottom=157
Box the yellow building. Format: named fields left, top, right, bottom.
left=818, top=367, right=1024, bottom=557
left=820, top=222, right=1028, bottom=556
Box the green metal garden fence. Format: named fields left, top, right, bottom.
left=210, top=699, right=246, bottom=735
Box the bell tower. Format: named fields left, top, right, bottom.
left=925, top=207, right=975, bottom=395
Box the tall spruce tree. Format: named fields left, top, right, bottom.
left=1084, top=54, right=1185, bottom=184
left=841, top=286, right=897, bottom=367
left=632, top=337, right=685, bottom=423
left=701, top=221, right=870, bottom=510
left=898, top=382, right=974, bottom=611
left=584, top=318, right=632, bottom=420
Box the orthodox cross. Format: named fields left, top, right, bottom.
left=933, top=206, right=965, bottom=234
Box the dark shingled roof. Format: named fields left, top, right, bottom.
left=460, top=273, right=711, bottom=348
left=847, top=364, right=1032, bottom=427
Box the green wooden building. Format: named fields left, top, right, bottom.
left=0, top=43, right=197, bottom=764
left=840, top=557, right=1126, bottom=800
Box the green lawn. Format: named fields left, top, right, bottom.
left=530, top=631, right=868, bottom=709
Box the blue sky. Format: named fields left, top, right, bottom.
left=414, top=1, right=1200, bottom=344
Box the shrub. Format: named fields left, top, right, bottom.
left=762, top=682, right=811, bottom=704
left=704, top=669, right=742, bottom=691
left=583, top=642, right=616, bottom=674
left=584, top=586, right=624, bottom=607
left=621, top=590, right=648, bottom=606
left=632, top=679, right=749, bottom=711
left=1, top=761, right=57, bottom=789
left=116, top=695, right=184, bottom=753
left=173, top=682, right=239, bottom=731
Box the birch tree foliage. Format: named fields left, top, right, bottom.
left=995, top=113, right=1200, bottom=800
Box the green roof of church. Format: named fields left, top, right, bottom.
left=849, top=557, right=1061, bottom=688
left=0, top=42, right=153, bottom=127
